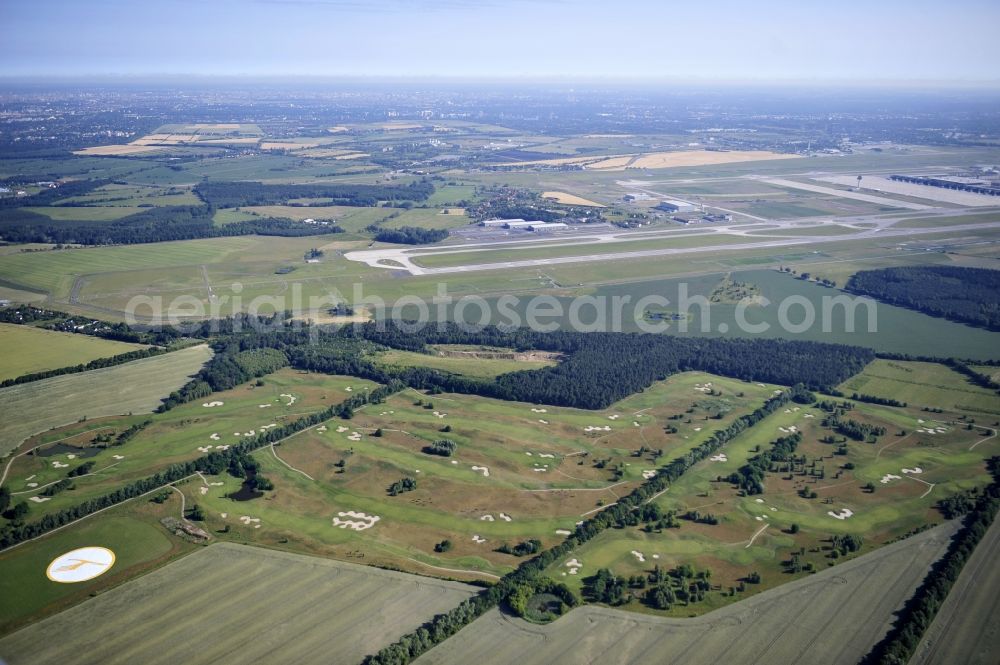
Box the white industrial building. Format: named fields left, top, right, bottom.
left=505, top=220, right=537, bottom=228
left=656, top=199, right=699, bottom=213
left=481, top=218, right=524, bottom=227
left=528, top=222, right=568, bottom=232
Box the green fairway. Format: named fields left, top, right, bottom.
left=0, top=323, right=145, bottom=382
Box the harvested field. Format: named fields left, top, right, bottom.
left=541, top=191, right=606, bottom=207
left=0, top=344, right=212, bottom=456
left=0, top=543, right=477, bottom=665
left=72, top=144, right=165, bottom=156
left=628, top=150, right=799, bottom=170
left=415, top=521, right=959, bottom=665
left=911, top=506, right=1000, bottom=665
left=0, top=323, right=145, bottom=382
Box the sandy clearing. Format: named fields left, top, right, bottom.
left=542, top=191, right=606, bottom=207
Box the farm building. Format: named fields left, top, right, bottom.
left=528, top=222, right=569, bottom=232
left=656, top=199, right=699, bottom=213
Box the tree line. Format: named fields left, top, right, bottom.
left=0, top=206, right=344, bottom=245
left=194, top=180, right=434, bottom=208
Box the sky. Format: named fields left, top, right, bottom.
left=2, top=0, right=999, bottom=83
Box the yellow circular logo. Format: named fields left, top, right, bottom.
left=46, top=547, right=116, bottom=583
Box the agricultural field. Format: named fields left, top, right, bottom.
left=0, top=344, right=212, bottom=456
left=414, top=521, right=959, bottom=665
left=911, top=510, right=1000, bottom=665
left=161, top=371, right=779, bottom=581
left=839, top=360, right=1000, bottom=416
left=0, top=543, right=478, bottom=664
left=0, top=323, right=145, bottom=382
left=535, top=360, right=997, bottom=616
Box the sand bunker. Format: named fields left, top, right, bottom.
left=642, top=470, right=657, bottom=479
left=471, top=466, right=490, bottom=477
left=631, top=550, right=646, bottom=563
left=881, top=473, right=902, bottom=484
left=538, top=453, right=555, bottom=459
left=197, top=446, right=212, bottom=453
left=317, top=426, right=327, bottom=433
left=480, top=514, right=495, bottom=521
left=828, top=508, right=854, bottom=520
left=29, top=496, right=51, bottom=503
left=584, top=425, right=612, bottom=432
left=555, top=529, right=572, bottom=536
left=112, top=454, right=124, bottom=460
left=332, top=510, right=380, bottom=531
left=347, top=432, right=362, bottom=442
left=565, top=559, right=582, bottom=575
left=258, top=404, right=272, bottom=409
left=336, top=426, right=349, bottom=433
left=26, top=482, right=38, bottom=488
left=633, top=421, right=640, bottom=427
left=210, top=433, right=220, bottom=441
left=608, top=415, right=620, bottom=420
left=693, top=427, right=703, bottom=432
left=51, top=461, right=68, bottom=469
left=239, top=516, right=261, bottom=525
left=280, top=393, right=297, bottom=406
left=902, top=467, right=924, bottom=475
left=499, top=513, right=512, bottom=522
left=472, top=535, right=486, bottom=544
left=531, top=408, right=548, bottom=413
left=804, top=413, right=815, bottom=419
left=202, top=401, right=224, bottom=408
left=710, top=454, right=728, bottom=462
left=345, top=387, right=353, bottom=392
left=432, top=411, right=448, bottom=419
left=538, top=419, right=549, bottom=424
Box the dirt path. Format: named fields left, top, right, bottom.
left=270, top=442, right=315, bottom=481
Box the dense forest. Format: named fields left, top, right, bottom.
left=846, top=266, right=1000, bottom=331
left=150, top=320, right=874, bottom=418
left=194, top=180, right=434, bottom=208
left=373, top=226, right=449, bottom=244
left=0, top=206, right=343, bottom=245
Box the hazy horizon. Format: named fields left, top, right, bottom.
left=2, top=0, right=999, bottom=83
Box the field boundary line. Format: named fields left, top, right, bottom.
left=270, top=442, right=315, bottom=481
left=523, top=480, right=628, bottom=493
left=402, top=556, right=502, bottom=580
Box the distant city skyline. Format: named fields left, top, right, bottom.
left=2, top=0, right=999, bottom=84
